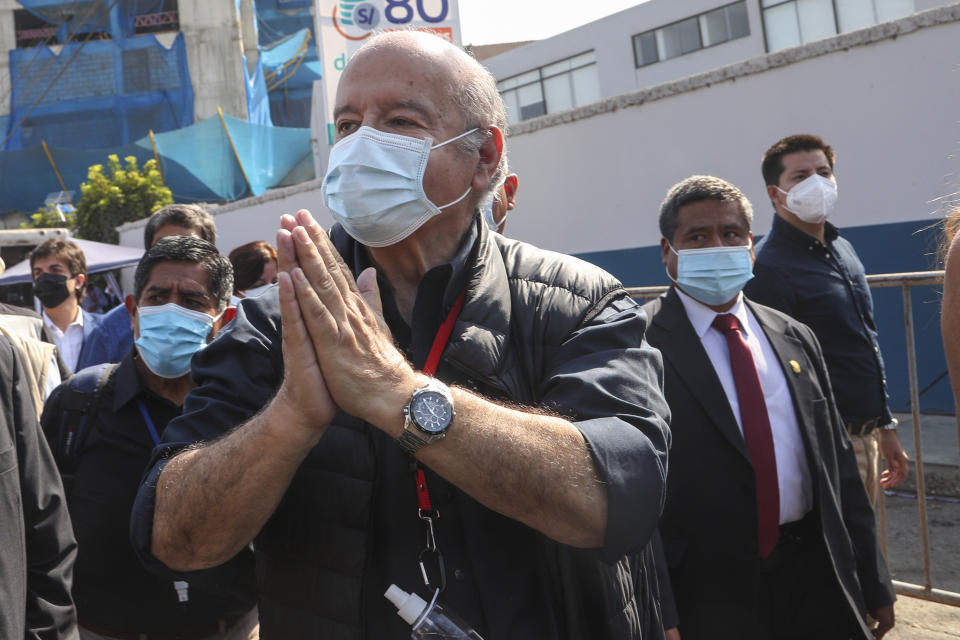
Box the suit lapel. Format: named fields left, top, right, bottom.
left=747, top=301, right=821, bottom=474
left=650, top=289, right=750, bottom=462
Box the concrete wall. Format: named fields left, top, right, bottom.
left=117, top=178, right=330, bottom=258
left=178, top=1, right=248, bottom=121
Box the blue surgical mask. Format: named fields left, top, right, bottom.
left=668, top=243, right=754, bottom=306
left=322, top=126, right=477, bottom=247
left=135, top=303, right=219, bottom=379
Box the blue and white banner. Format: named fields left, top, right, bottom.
left=313, top=0, right=462, bottom=145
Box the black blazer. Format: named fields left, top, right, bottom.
left=643, top=289, right=894, bottom=640
left=0, top=337, right=77, bottom=639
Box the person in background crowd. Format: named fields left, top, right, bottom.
left=0, top=257, right=64, bottom=413
left=41, top=236, right=258, bottom=640
left=744, top=134, right=908, bottom=505
left=480, top=172, right=518, bottom=234
left=143, top=203, right=218, bottom=249
left=645, top=175, right=894, bottom=640
left=1, top=255, right=53, bottom=342
left=229, top=241, right=278, bottom=300
left=0, top=335, right=79, bottom=640
left=132, top=31, right=670, bottom=639
left=83, top=204, right=219, bottom=366
left=81, top=280, right=117, bottom=314
left=30, top=238, right=103, bottom=374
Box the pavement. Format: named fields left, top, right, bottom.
left=879, top=414, right=960, bottom=637
left=893, top=413, right=960, bottom=496
left=887, top=596, right=960, bottom=638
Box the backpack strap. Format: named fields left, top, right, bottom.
left=55, top=362, right=119, bottom=483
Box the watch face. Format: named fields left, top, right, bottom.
left=411, top=390, right=453, bottom=434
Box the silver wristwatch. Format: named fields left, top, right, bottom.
left=397, top=378, right=455, bottom=454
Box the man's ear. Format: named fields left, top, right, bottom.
left=766, top=184, right=782, bottom=209
left=660, top=237, right=671, bottom=266
left=472, top=126, right=504, bottom=193
left=124, top=294, right=138, bottom=332
left=74, top=272, right=86, bottom=297
left=504, top=174, right=519, bottom=210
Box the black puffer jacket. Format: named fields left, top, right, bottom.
left=137, top=220, right=670, bottom=639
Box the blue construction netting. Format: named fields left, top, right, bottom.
left=15, top=0, right=175, bottom=41
left=4, top=31, right=193, bottom=150
left=254, top=1, right=320, bottom=128
left=0, top=114, right=313, bottom=214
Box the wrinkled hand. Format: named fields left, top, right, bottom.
left=870, top=604, right=895, bottom=639
left=273, top=224, right=338, bottom=434
left=280, top=210, right=416, bottom=431
left=879, top=429, right=909, bottom=489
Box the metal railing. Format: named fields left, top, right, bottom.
left=628, top=271, right=960, bottom=607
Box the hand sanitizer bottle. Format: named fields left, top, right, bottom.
left=385, top=584, right=485, bottom=639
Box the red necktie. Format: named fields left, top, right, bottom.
left=712, top=313, right=780, bottom=558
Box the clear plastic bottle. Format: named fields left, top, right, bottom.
left=384, top=584, right=485, bottom=640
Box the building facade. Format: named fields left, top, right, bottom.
left=0, top=0, right=319, bottom=152
left=484, top=0, right=946, bottom=126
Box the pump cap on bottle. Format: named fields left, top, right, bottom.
left=385, top=584, right=428, bottom=625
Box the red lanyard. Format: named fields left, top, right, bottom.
left=422, top=289, right=465, bottom=378
left=412, top=289, right=465, bottom=591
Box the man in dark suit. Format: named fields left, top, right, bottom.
left=643, top=175, right=895, bottom=640
left=0, top=335, right=78, bottom=639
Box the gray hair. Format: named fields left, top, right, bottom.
left=452, top=67, right=508, bottom=201
left=144, top=203, right=217, bottom=249
left=659, top=175, right=754, bottom=242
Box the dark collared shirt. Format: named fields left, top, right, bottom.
left=745, top=215, right=892, bottom=425
left=40, top=351, right=255, bottom=635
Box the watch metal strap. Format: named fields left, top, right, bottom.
left=397, top=426, right=435, bottom=455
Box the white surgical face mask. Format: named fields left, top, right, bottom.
left=322, top=126, right=477, bottom=247
left=777, top=173, right=837, bottom=224
left=242, top=283, right=274, bottom=298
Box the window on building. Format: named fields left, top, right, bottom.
left=661, top=17, right=702, bottom=59
left=632, top=2, right=751, bottom=69
left=762, top=0, right=915, bottom=52
left=14, top=9, right=58, bottom=48
left=498, top=51, right=600, bottom=124
left=133, top=0, right=180, bottom=35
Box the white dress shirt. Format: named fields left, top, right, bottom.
left=43, top=308, right=84, bottom=374
left=676, top=288, right=813, bottom=523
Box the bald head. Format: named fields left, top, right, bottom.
left=338, top=30, right=508, bottom=198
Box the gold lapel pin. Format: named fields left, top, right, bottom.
left=789, top=360, right=801, bottom=374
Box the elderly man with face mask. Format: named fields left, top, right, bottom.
left=132, top=30, right=670, bottom=640
left=41, top=237, right=258, bottom=640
